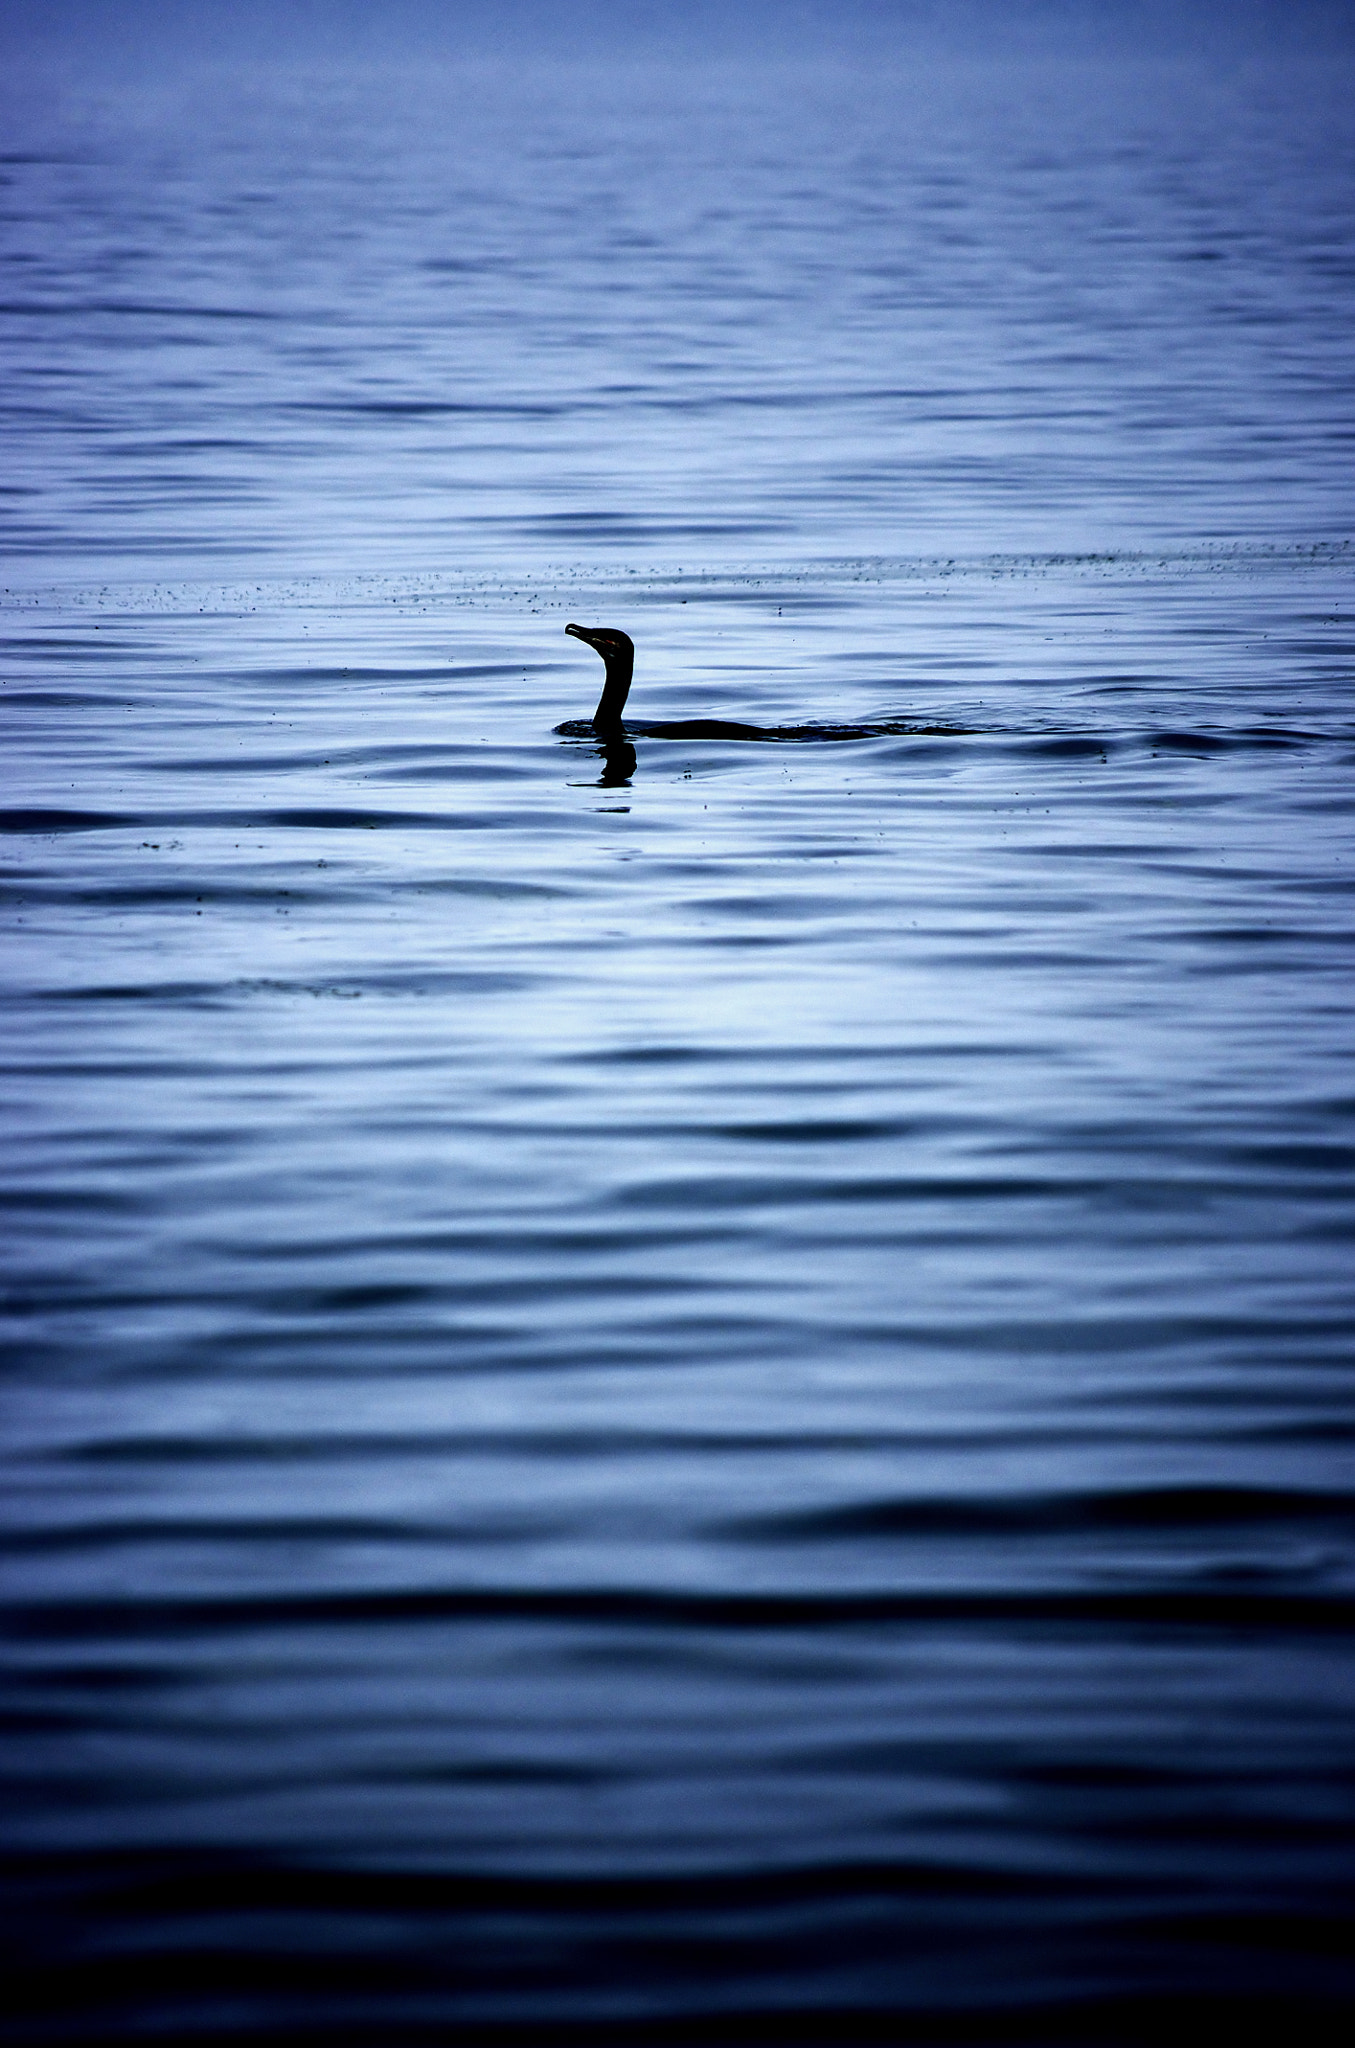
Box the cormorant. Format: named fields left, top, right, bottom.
left=558, top=624, right=968, bottom=743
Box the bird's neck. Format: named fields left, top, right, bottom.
left=593, top=649, right=633, bottom=728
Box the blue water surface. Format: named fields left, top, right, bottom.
left=2, top=8, right=1354, bottom=2039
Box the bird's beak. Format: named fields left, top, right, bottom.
left=565, top=623, right=598, bottom=647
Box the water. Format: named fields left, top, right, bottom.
left=3, top=13, right=1355, bottom=2040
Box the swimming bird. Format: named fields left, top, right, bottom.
left=558, top=623, right=968, bottom=743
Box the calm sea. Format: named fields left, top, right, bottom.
left=2, top=17, right=1354, bottom=2041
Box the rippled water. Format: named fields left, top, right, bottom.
left=3, top=21, right=1355, bottom=2041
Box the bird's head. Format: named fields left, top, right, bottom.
left=565, top=624, right=634, bottom=665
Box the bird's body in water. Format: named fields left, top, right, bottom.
left=558, top=623, right=967, bottom=744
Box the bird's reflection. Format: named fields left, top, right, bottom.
left=565, top=732, right=636, bottom=788
left=596, top=735, right=637, bottom=786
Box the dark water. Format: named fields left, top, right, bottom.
left=3, top=14, right=1355, bottom=2041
